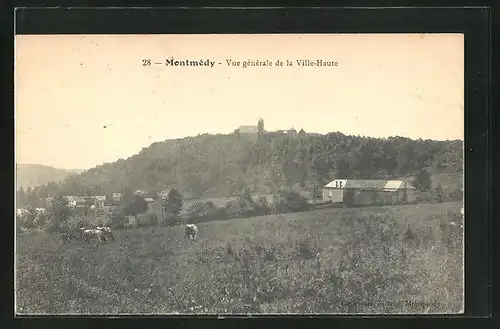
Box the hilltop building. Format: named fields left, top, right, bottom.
left=235, top=125, right=259, bottom=134
left=276, top=128, right=297, bottom=135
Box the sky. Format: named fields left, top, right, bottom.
left=15, top=34, right=464, bottom=170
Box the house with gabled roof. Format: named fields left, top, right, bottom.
left=323, top=179, right=416, bottom=206
left=93, top=196, right=107, bottom=208
left=111, top=192, right=122, bottom=202
left=63, top=196, right=87, bottom=207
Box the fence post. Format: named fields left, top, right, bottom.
left=313, top=184, right=317, bottom=208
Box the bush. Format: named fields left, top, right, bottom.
left=148, top=212, right=159, bottom=225
left=109, top=208, right=125, bottom=228
left=271, top=191, right=309, bottom=214
left=164, top=213, right=181, bottom=227
left=185, top=201, right=223, bottom=223
left=136, top=213, right=159, bottom=227
left=254, top=196, right=271, bottom=216
left=123, top=195, right=148, bottom=217
left=18, top=207, right=38, bottom=229
left=63, top=213, right=108, bottom=231
left=433, top=184, right=446, bottom=203
left=413, top=169, right=432, bottom=191
left=447, top=187, right=463, bottom=202
left=225, top=199, right=254, bottom=219
left=46, top=196, right=73, bottom=232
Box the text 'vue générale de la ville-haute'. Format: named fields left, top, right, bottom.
left=155, top=58, right=339, bottom=68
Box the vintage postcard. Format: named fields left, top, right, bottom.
left=15, top=34, right=464, bottom=315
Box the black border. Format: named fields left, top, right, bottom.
left=4, top=5, right=493, bottom=329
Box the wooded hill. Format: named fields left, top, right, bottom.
left=21, top=129, right=463, bottom=202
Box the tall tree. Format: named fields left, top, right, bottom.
left=413, top=169, right=432, bottom=191
left=163, top=188, right=183, bottom=225
left=124, top=195, right=148, bottom=217
left=46, top=196, right=72, bottom=232
left=17, top=187, right=27, bottom=207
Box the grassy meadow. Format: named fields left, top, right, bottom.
left=16, top=202, right=464, bottom=314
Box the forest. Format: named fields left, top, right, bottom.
left=16, top=119, right=463, bottom=208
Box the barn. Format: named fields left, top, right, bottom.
left=322, top=179, right=416, bottom=206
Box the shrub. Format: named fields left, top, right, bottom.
left=148, top=212, right=159, bottom=225
left=271, top=191, right=309, bottom=214
left=225, top=199, right=255, bottom=219
left=136, top=213, right=159, bottom=227
left=109, top=208, right=125, bottom=228
left=164, top=213, right=181, bottom=227
left=185, top=201, right=223, bottom=223
left=254, top=196, right=271, bottom=216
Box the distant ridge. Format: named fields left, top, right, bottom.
left=16, top=163, right=85, bottom=190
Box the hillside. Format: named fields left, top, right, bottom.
left=16, top=202, right=463, bottom=314
left=27, top=130, right=464, bottom=200
left=15, top=164, right=84, bottom=190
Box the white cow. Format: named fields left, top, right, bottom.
left=182, top=224, right=198, bottom=242
left=96, top=226, right=115, bottom=242
left=80, top=228, right=103, bottom=244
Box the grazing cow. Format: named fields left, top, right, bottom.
left=96, top=226, right=115, bottom=242
left=182, top=224, right=198, bottom=242
left=81, top=228, right=103, bottom=244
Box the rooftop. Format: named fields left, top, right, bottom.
left=324, top=179, right=415, bottom=190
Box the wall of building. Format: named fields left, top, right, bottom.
left=406, top=190, right=416, bottom=203
left=323, top=187, right=415, bottom=206
left=322, top=188, right=344, bottom=203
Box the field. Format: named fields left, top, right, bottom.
left=16, top=202, right=464, bottom=314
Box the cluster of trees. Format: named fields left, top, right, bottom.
left=18, top=119, right=463, bottom=209
left=183, top=188, right=310, bottom=225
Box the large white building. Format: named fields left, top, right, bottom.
left=323, top=179, right=416, bottom=206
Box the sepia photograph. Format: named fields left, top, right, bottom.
left=15, top=33, right=464, bottom=315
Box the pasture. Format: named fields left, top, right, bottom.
left=16, top=202, right=463, bottom=314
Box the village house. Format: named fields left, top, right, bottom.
left=93, top=196, right=107, bottom=208
left=63, top=196, right=77, bottom=207
left=63, top=196, right=87, bottom=207
left=322, top=179, right=416, bottom=206
left=45, top=196, right=54, bottom=207
left=73, top=196, right=87, bottom=207
left=16, top=208, right=28, bottom=217
left=134, top=189, right=147, bottom=196
left=158, top=187, right=172, bottom=199
left=112, top=192, right=122, bottom=201
left=144, top=197, right=155, bottom=208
